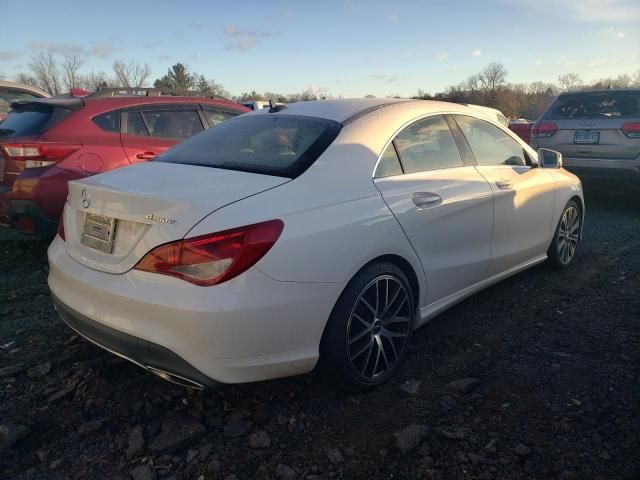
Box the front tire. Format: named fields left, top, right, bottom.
left=548, top=200, right=581, bottom=269
left=320, top=262, right=415, bottom=391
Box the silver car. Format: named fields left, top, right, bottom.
left=531, top=89, right=640, bottom=182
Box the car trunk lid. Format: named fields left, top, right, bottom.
left=63, top=161, right=289, bottom=274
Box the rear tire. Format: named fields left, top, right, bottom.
left=320, top=262, right=415, bottom=391
left=547, top=200, right=581, bottom=269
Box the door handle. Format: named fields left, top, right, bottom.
left=136, top=151, right=157, bottom=160
left=412, top=192, right=442, bottom=208
left=495, top=179, right=512, bottom=189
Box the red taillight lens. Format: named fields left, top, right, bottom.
left=1, top=143, right=81, bottom=168
left=134, top=220, right=284, bottom=286
left=57, top=214, right=65, bottom=241
left=621, top=122, right=640, bottom=138
left=531, top=122, right=557, bottom=138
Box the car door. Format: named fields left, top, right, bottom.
left=451, top=114, right=556, bottom=276
left=373, top=115, right=494, bottom=305
left=120, top=104, right=204, bottom=163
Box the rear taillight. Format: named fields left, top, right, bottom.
left=1, top=143, right=81, bottom=168
left=134, top=220, right=284, bottom=286
left=57, top=214, right=65, bottom=241
left=531, top=122, right=557, bottom=138
left=621, top=122, right=640, bottom=138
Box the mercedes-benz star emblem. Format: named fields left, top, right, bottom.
left=81, top=189, right=91, bottom=209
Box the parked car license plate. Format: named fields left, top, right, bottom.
left=574, top=131, right=600, bottom=144
left=81, top=213, right=117, bottom=253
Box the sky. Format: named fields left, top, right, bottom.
left=1, top=0, right=639, bottom=97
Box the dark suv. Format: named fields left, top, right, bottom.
left=0, top=89, right=249, bottom=236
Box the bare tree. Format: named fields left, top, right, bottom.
left=16, top=73, right=39, bottom=87
left=633, top=70, right=640, bottom=87
left=29, top=52, right=62, bottom=95
left=478, top=63, right=508, bottom=94
left=79, top=71, right=114, bottom=91
left=557, top=73, right=582, bottom=92
left=112, top=60, right=151, bottom=89
left=62, top=55, right=84, bottom=91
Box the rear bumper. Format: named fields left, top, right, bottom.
left=562, top=157, right=640, bottom=181
left=5, top=199, right=58, bottom=236
left=47, top=235, right=343, bottom=384
left=52, top=294, right=220, bottom=389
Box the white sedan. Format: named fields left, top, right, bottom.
left=48, top=98, right=584, bottom=390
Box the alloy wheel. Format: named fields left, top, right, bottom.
left=346, top=275, right=412, bottom=381
left=558, top=205, right=580, bottom=265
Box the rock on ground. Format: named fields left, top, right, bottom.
left=148, top=415, right=205, bottom=453
left=393, top=424, right=430, bottom=454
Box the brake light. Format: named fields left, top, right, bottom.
left=134, top=220, right=284, bottom=286
left=57, top=214, right=65, bottom=241
left=621, top=122, right=640, bottom=138
left=1, top=143, right=81, bottom=168
left=531, top=122, right=557, bottom=138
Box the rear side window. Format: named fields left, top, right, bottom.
left=374, top=143, right=403, bottom=178
left=546, top=91, right=640, bottom=119
left=394, top=115, right=463, bottom=173
left=142, top=110, right=203, bottom=139
left=93, top=111, right=120, bottom=133
left=0, top=106, right=73, bottom=139
left=204, top=109, right=238, bottom=128
left=157, top=114, right=341, bottom=178
left=455, top=115, right=526, bottom=167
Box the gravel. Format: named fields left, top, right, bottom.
left=0, top=187, right=639, bottom=479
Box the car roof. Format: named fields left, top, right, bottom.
left=83, top=95, right=247, bottom=110
left=558, top=88, right=640, bottom=96
left=0, top=80, right=50, bottom=98
left=251, top=97, right=479, bottom=124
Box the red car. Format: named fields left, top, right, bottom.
left=0, top=89, right=249, bottom=236
left=508, top=119, right=534, bottom=145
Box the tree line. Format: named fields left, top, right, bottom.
left=411, top=63, right=640, bottom=119
left=8, top=53, right=640, bottom=119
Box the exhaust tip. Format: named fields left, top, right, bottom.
left=145, top=365, right=205, bottom=390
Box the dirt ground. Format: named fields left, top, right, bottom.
left=1, top=183, right=638, bottom=480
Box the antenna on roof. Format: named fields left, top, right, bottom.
left=269, top=99, right=276, bottom=110
left=268, top=99, right=287, bottom=113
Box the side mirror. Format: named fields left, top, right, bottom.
left=537, top=148, right=563, bottom=169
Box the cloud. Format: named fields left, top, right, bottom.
left=471, top=49, right=482, bottom=57
left=386, top=75, right=399, bottom=84
left=389, top=13, right=400, bottom=22
left=434, top=52, right=448, bottom=61
left=223, top=25, right=277, bottom=51
left=0, top=50, right=19, bottom=62
left=366, top=56, right=378, bottom=64
left=371, top=73, right=387, bottom=79
left=603, top=26, right=626, bottom=38
left=589, top=57, right=609, bottom=67
left=534, top=59, right=543, bottom=65
left=505, top=0, right=640, bottom=22
left=28, top=41, right=112, bottom=58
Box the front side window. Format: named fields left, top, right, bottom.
left=157, top=114, right=341, bottom=178
left=454, top=115, right=526, bottom=167
left=142, top=110, right=203, bottom=139
left=394, top=115, right=463, bottom=173
left=125, top=111, right=148, bottom=136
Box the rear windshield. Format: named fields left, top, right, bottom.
left=0, top=105, right=74, bottom=139
left=157, top=114, right=342, bottom=178
left=546, top=91, right=640, bottom=120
